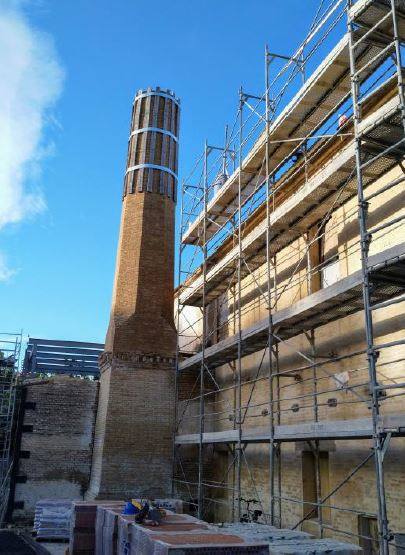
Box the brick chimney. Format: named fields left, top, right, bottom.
left=86, top=87, right=180, bottom=499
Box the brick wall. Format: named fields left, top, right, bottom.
left=12, top=375, right=98, bottom=523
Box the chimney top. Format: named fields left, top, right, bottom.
left=134, top=86, right=180, bottom=106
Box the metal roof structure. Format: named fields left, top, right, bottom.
left=22, top=338, right=104, bottom=377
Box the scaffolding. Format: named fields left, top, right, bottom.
left=0, top=332, right=22, bottom=524
left=173, top=1, right=405, bottom=553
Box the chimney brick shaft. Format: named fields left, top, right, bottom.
left=106, top=88, right=180, bottom=356
left=87, top=88, right=180, bottom=500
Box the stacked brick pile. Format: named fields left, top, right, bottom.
left=217, top=522, right=313, bottom=541
left=116, top=512, right=209, bottom=554
left=95, top=504, right=124, bottom=555
left=71, top=500, right=268, bottom=554
left=217, top=523, right=362, bottom=554
left=265, top=540, right=361, bottom=554
left=69, top=500, right=124, bottom=555
left=114, top=510, right=268, bottom=554
left=71, top=503, right=363, bottom=555
left=71, top=498, right=183, bottom=554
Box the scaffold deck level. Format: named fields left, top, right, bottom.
left=179, top=243, right=405, bottom=372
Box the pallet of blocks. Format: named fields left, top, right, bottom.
left=217, top=522, right=313, bottom=541
left=217, top=523, right=362, bottom=554
left=117, top=513, right=208, bottom=555
left=92, top=499, right=183, bottom=555
left=95, top=504, right=127, bottom=555
left=117, top=512, right=268, bottom=554
left=33, top=499, right=72, bottom=541
left=69, top=500, right=124, bottom=555
left=266, top=539, right=362, bottom=554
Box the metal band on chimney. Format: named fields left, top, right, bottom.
left=126, top=164, right=178, bottom=180
left=130, top=128, right=178, bottom=143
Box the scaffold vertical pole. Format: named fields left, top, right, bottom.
left=265, top=44, right=276, bottom=526
left=0, top=332, right=21, bottom=524
left=347, top=3, right=390, bottom=552
left=391, top=0, right=405, bottom=133
left=236, top=89, right=244, bottom=522
left=172, top=178, right=186, bottom=498
left=197, top=141, right=209, bottom=520
left=310, top=330, right=324, bottom=538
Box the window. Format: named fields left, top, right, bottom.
left=205, top=299, right=218, bottom=347
left=302, top=450, right=330, bottom=522
left=306, top=223, right=339, bottom=293
left=321, top=256, right=340, bottom=288
left=358, top=515, right=379, bottom=554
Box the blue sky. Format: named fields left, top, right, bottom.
left=0, top=0, right=341, bottom=344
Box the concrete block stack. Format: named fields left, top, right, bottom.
left=115, top=511, right=268, bottom=554
left=117, top=510, right=191, bottom=554
left=94, top=500, right=183, bottom=554
left=129, top=526, right=269, bottom=554
left=266, top=539, right=362, bottom=554
left=95, top=505, right=125, bottom=555
left=70, top=499, right=364, bottom=554
left=217, top=522, right=313, bottom=541
left=217, top=523, right=362, bottom=554
left=69, top=500, right=123, bottom=555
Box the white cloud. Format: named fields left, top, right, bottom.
left=0, top=252, right=16, bottom=282
left=0, top=0, right=64, bottom=231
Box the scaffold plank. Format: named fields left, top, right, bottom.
left=175, top=413, right=405, bottom=445
left=349, top=0, right=405, bottom=36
